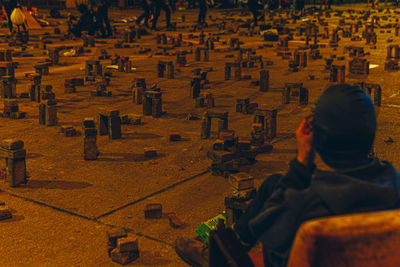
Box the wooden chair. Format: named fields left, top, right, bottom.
left=288, top=209, right=400, bottom=267
left=210, top=209, right=400, bottom=267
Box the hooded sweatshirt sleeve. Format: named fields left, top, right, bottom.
left=234, top=158, right=315, bottom=246
left=277, top=158, right=315, bottom=190
left=249, top=188, right=316, bottom=266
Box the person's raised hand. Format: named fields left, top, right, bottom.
left=296, top=117, right=315, bottom=167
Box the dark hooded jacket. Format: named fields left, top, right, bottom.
left=239, top=158, right=400, bottom=267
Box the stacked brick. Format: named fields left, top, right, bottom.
left=225, top=173, right=256, bottom=228
left=106, top=229, right=139, bottom=265
left=207, top=130, right=272, bottom=177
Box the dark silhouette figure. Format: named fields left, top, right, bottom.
left=248, top=0, right=259, bottom=26
left=152, top=0, right=171, bottom=30
left=136, top=0, right=151, bottom=27
left=71, top=4, right=97, bottom=37
left=95, top=0, right=112, bottom=37
left=198, top=0, right=207, bottom=25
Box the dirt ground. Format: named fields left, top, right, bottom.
left=0, top=2, right=400, bottom=266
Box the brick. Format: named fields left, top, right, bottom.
left=108, top=116, right=121, bottom=140
left=0, top=61, right=13, bottom=68
left=45, top=105, right=57, bottom=126
left=142, top=95, right=152, bottom=115
left=230, top=187, right=256, bottom=200
left=83, top=117, right=96, bottom=128
left=207, top=150, right=235, bottom=164
left=1, top=139, right=24, bottom=150
left=110, top=248, right=139, bottom=265
left=84, top=135, right=98, bottom=160
left=213, top=139, right=225, bottom=151
left=0, top=170, right=6, bottom=180
left=243, top=103, right=259, bottom=114
left=238, top=150, right=256, bottom=160
left=252, top=123, right=263, bottom=133
left=152, top=98, right=162, bottom=118
left=144, top=147, right=157, bottom=158
left=168, top=213, right=184, bottom=228
left=121, top=114, right=141, bottom=125
left=144, top=203, right=162, bottom=219
left=117, top=236, right=138, bottom=252
left=236, top=103, right=243, bottom=113
left=106, top=228, right=127, bottom=247
left=169, top=132, right=181, bottom=141
left=69, top=78, right=84, bottom=86
left=223, top=138, right=236, bottom=149
left=0, top=205, right=12, bottom=221
left=84, top=128, right=97, bottom=137
left=3, top=106, right=11, bottom=114
left=229, top=173, right=254, bottom=191
left=61, top=125, right=74, bottom=133
left=65, top=128, right=77, bottom=137
left=3, top=99, right=17, bottom=107
left=46, top=99, right=57, bottom=106
left=97, top=114, right=108, bottom=135
left=236, top=98, right=250, bottom=105
left=39, top=104, right=46, bottom=125
left=132, top=87, right=143, bottom=104
left=99, top=108, right=119, bottom=117
left=219, top=130, right=235, bottom=141
left=19, top=92, right=29, bottom=98
left=237, top=140, right=251, bottom=151
left=10, top=112, right=25, bottom=119
left=258, top=143, right=273, bottom=153
left=64, top=86, right=76, bottom=93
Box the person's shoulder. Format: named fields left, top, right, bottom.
left=372, top=158, right=400, bottom=178
left=284, top=186, right=319, bottom=206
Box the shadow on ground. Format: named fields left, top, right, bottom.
left=97, top=152, right=166, bottom=162
left=26, top=180, right=92, bottom=190
left=123, top=132, right=163, bottom=140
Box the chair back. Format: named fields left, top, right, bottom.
left=288, top=209, right=400, bottom=267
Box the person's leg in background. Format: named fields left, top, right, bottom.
left=101, top=6, right=112, bottom=36
left=159, top=0, right=171, bottom=27
left=248, top=0, right=259, bottom=26
left=169, top=0, right=176, bottom=11
left=198, top=0, right=207, bottom=24
left=250, top=8, right=258, bottom=26
left=152, top=0, right=161, bottom=29
left=4, top=4, right=14, bottom=33
left=95, top=10, right=106, bottom=37
left=136, top=1, right=151, bottom=27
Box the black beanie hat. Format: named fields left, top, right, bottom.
left=313, top=84, right=376, bottom=169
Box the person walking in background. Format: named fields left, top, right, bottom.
left=152, top=0, right=171, bottom=30
left=168, top=0, right=176, bottom=12
left=198, top=0, right=207, bottom=25
left=248, top=0, right=260, bottom=26
left=136, top=0, right=151, bottom=28
left=71, top=4, right=97, bottom=37
left=95, top=0, right=112, bottom=37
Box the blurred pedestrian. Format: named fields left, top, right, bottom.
left=198, top=0, right=207, bottom=25
left=152, top=0, right=171, bottom=30
left=95, top=0, right=112, bottom=37
left=136, top=0, right=151, bottom=27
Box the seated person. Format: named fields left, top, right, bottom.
left=175, top=84, right=400, bottom=267
left=70, top=4, right=97, bottom=37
